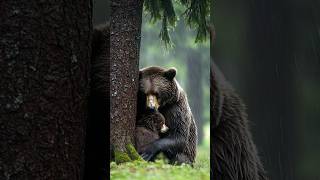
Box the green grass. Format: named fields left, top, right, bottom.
left=110, top=145, right=210, bottom=180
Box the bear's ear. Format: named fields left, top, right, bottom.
left=163, top=67, right=177, bottom=80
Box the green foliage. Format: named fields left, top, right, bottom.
left=143, top=0, right=211, bottom=46
left=144, top=0, right=177, bottom=48
left=110, top=146, right=210, bottom=180
left=183, top=0, right=211, bottom=43
left=203, top=123, right=210, bottom=148
left=140, top=5, right=210, bottom=133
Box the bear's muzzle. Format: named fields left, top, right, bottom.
left=146, top=94, right=159, bottom=111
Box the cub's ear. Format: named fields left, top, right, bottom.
left=163, top=67, right=177, bottom=80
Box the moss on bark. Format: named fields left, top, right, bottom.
left=114, top=143, right=143, bottom=164
left=126, top=144, right=143, bottom=161
left=114, top=150, right=132, bottom=164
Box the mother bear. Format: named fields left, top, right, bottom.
left=211, top=62, right=268, bottom=180
left=136, top=66, right=197, bottom=165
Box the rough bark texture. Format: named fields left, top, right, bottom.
left=84, top=24, right=109, bottom=180
left=110, top=0, right=143, bottom=160
left=187, top=55, right=203, bottom=145
left=0, top=1, right=91, bottom=179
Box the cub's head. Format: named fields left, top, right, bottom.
left=137, top=111, right=169, bottom=133
left=139, top=66, right=180, bottom=111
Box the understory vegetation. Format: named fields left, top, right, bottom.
left=110, top=145, right=210, bottom=180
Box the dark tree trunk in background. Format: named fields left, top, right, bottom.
left=0, top=1, right=91, bottom=179
left=187, top=53, right=203, bottom=145
left=214, top=0, right=302, bottom=179
left=110, top=0, right=143, bottom=160
left=214, top=0, right=297, bottom=179
left=290, top=2, right=320, bottom=178
left=214, top=0, right=320, bottom=178
left=247, top=1, right=297, bottom=179
left=92, top=0, right=110, bottom=25
left=84, top=1, right=110, bottom=178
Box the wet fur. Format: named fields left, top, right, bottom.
left=211, top=62, right=268, bottom=180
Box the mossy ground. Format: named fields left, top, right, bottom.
left=110, top=145, right=210, bottom=180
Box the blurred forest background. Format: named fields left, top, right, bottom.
left=93, top=0, right=210, bottom=155
left=92, top=0, right=320, bottom=179
left=214, top=0, right=320, bottom=179
left=139, top=5, right=211, bottom=148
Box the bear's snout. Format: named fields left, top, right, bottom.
left=146, top=94, right=159, bottom=111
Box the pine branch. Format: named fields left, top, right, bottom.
left=144, top=0, right=211, bottom=46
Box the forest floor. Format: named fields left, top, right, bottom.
left=110, top=145, right=210, bottom=180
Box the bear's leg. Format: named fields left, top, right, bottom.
left=140, top=137, right=186, bottom=161
left=162, top=150, right=192, bottom=165
left=171, top=153, right=192, bottom=165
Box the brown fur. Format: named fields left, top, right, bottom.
left=211, top=61, right=268, bottom=180
left=135, top=111, right=166, bottom=153
left=137, top=66, right=197, bottom=164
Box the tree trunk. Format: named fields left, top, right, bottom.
left=110, top=0, right=143, bottom=163
left=187, top=53, right=204, bottom=145
left=0, top=1, right=91, bottom=179
left=247, top=1, right=297, bottom=179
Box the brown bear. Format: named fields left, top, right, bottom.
left=135, top=110, right=168, bottom=153
left=211, top=61, right=268, bottom=180
left=137, top=66, right=197, bottom=165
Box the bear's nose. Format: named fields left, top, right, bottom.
left=146, top=94, right=159, bottom=111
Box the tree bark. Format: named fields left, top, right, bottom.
left=110, top=0, right=143, bottom=162
left=84, top=25, right=109, bottom=179
left=246, top=1, right=297, bottom=179
left=0, top=1, right=91, bottom=179
left=187, top=53, right=204, bottom=145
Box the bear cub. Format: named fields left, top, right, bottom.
left=135, top=110, right=169, bottom=153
